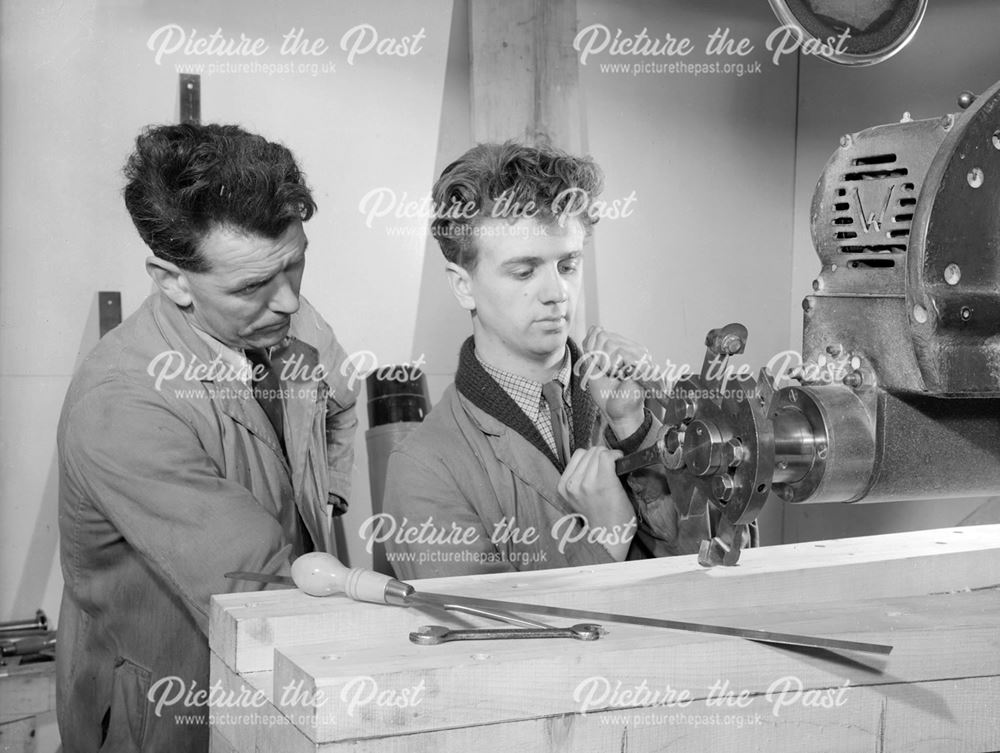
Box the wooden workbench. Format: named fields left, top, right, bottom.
left=209, top=525, right=1000, bottom=752
left=0, top=660, right=56, bottom=753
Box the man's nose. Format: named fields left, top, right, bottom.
left=539, top=263, right=569, bottom=304
left=269, top=275, right=301, bottom=315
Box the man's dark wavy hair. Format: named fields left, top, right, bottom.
left=431, top=141, right=604, bottom=270
left=123, top=123, right=316, bottom=272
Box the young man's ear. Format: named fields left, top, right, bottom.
left=445, top=262, right=476, bottom=312
left=146, top=257, right=193, bottom=308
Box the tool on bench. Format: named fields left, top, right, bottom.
left=409, top=623, right=604, bottom=645
left=225, top=552, right=893, bottom=655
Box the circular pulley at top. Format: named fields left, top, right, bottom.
left=767, top=0, right=928, bottom=66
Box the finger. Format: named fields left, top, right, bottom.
left=558, top=447, right=588, bottom=497
left=579, top=447, right=622, bottom=494
left=581, top=325, right=601, bottom=353
left=564, top=447, right=587, bottom=477
left=579, top=446, right=605, bottom=490
left=583, top=327, right=609, bottom=359
left=575, top=350, right=604, bottom=384
left=595, top=448, right=623, bottom=482
left=596, top=333, right=648, bottom=380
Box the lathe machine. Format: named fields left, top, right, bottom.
left=619, top=77, right=1000, bottom=566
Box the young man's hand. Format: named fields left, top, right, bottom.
left=579, top=325, right=649, bottom=439
left=556, top=446, right=637, bottom=560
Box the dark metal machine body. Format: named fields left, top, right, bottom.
left=619, top=79, right=1000, bottom=565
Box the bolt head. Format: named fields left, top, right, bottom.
left=683, top=398, right=698, bottom=421
left=720, top=335, right=744, bottom=355
left=958, top=90, right=977, bottom=109
left=722, top=438, right=745, bottom=468
left=711, top=475, right=735, bottom=502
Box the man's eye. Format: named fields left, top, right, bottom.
left=237, top=282, right=264, bottom=294
left=559, top=260, right=580, bottom=274
left=511, top=268, right=534, bottom=280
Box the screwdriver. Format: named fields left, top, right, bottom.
left=226, top=553, right=893, bottom=656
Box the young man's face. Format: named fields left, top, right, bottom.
left=453, top=216, right=585, bottom=369
left=173, top=221, right=308, bottom=350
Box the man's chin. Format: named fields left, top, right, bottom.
left=528, top=331, right=570, bottom=357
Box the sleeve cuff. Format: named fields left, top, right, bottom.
left=328, top=493, right=349, bottom=516
left=605, top=409, right=653, bottom=456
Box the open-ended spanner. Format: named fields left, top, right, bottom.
left=409, top=623, right=605, bottom=645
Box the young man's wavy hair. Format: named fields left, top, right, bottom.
left=123, top=123, right=316, bottom=272
left=430, top=141, right=604, bottom=270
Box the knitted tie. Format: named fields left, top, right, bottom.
left=541, top=380, right=572, bottom=468
left=246, top=348, right=286, bottom=455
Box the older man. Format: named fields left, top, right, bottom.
left=56, top=124, right=357, bottom=752
left=382, top=142, right=725, bottom=580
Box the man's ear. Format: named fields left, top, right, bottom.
left=445, top=262, right=476, bottom=312
left=146, top=257, right=193, bottom=308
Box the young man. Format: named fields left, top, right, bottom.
left=383, top=142, right=711, bottom=579
left=56, top=124, right=357, bottom=752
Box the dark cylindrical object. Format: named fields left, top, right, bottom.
left=861, top=391, right=1000, bottom=502
left=366, top=366, right=430, bottom=427
left=0, top=632, right=57, bottom=657
left=365, top=367, right=431, bottom=575
left=0, top=610, right=46, bottom=634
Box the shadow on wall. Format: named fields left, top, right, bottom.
left=9, top=295, right=108, bottom=623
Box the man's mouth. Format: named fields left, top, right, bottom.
left=258, top=319, right=290, bottom=333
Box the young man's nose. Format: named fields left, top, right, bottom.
left=538, top=263, right=569, bottom=304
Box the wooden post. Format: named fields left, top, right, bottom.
left=468, top=0, right=598, bottom=330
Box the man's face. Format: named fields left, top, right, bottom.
left=180, top=221, right=308, bottom=350
left=459, top=217, right=584, bottom=368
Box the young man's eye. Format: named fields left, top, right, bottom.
left=511, top=268, right=534, bottom=280
left=559, top=260, right=580, bottom=274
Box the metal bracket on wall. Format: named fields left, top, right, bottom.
left=98, top=291, right=122, bottom=338
left=180, top=73, right=201, bottom=124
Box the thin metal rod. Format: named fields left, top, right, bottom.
left=413, top=591, right=892, bottom=655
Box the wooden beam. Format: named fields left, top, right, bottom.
left=211, top=527, right=1000, bottom=749
left=211, top=525, right=1000, bottom=675
left=269, top=587, right=1000, bottom=742
left=469, top=0, right=534, bottom=144
left=467, top=0, right=598, bottom=329
left=0, top=717, right=37, bottom=753
left=211, top=654, right=1000, bottom=753
left=469, top=0, right=581, bottom=147
left=0, top=662, right=56, bottom=725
